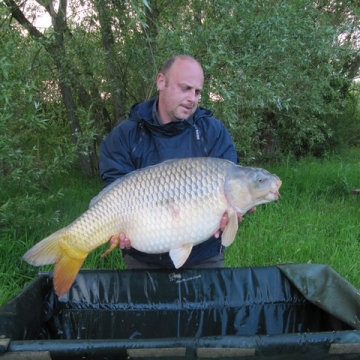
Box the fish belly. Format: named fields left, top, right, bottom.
left=124, top=197, right=228, bottom=253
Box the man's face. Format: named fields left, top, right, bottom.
left=157, top=58, right=204, bottom=124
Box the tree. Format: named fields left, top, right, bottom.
left=150, top=0, right=360, bottom=160
left=2, top=0, right=359, bottom=167
left=3, top=0, right=110, bottom=176
left=0, top=12, right=76, bottom=233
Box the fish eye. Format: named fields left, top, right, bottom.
left=255, top=174, right=268, bottom=184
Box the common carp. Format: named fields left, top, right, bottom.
left=23, top=157, right=281, bottom=296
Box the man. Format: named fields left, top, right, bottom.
left=100, top=55, right=244, bottom=269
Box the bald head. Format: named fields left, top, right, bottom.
left=160, top=55, right=203, bottom=77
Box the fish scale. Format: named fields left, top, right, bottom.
left=23, top=157, right=282, bottom=296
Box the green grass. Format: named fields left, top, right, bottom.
left=1, top=150, right=360, bottom=305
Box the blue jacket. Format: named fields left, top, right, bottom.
left=99, top=97, right=238, bottom=267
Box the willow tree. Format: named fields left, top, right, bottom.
left=147, top=0, right=360, bottom=160
left=2, top=0, right=360, bottom=169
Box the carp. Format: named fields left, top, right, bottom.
left=23, top=157, right=282, bottom=296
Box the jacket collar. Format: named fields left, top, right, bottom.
left=151, top=98, right=195, bottom=126
left=129, top=97, right=212, bottom=136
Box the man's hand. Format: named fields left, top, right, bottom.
left=100, top=233, right=131, bottom=257
left=214, top=207, right=256, bottom=239
left=117, top=233, right=132, bottom=249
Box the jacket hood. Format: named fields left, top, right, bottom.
left=128, top=97, right=213, bottom=137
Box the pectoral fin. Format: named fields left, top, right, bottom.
left=169, top=244, right=193, bottom=269
left=221, top=212, right=239, bottom=246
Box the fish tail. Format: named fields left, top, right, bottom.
left=23, top=229, right=87, bottom=297
left=53, top=250, right=86, bottom=297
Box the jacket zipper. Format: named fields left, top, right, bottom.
left=193, top=124, right=208, bottom=156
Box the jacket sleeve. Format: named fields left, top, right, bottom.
left=203, top=117, right=239, bottom=164
left=99, top=122, right=136, bottom=188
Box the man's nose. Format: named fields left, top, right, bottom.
left=187, top=90, right=198, bottom=103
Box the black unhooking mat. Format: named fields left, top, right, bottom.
left=1, top=265, right=360, bottom=359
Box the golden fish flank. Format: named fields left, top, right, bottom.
left=23, top=157, right=282, bottom=297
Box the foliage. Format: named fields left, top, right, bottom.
left=2, top=0, right=359, bottom=162
left=150, top=0, right=360, bottom=161
left=0, top=25, right=76, bottom=235
left=343, top=83, right=360, bottom=147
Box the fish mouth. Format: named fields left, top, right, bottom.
left=270, top=180, right=282, bottom=200
left=265, top=191, right=280, bottom=202
left=271, top=190, right=281, bottom=201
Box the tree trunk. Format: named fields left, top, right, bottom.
left=95, top=0, right=125, bottom=125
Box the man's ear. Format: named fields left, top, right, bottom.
left=156, top=73, right=165, bottom=91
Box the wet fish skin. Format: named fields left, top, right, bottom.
left=23, top=157, right=281, bottom=296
